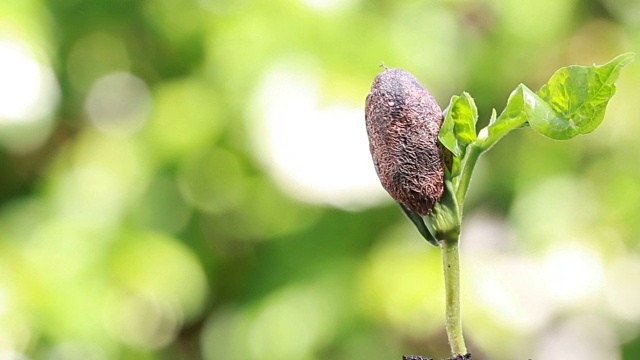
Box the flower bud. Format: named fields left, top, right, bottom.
left=365, top=68, right=445, bottom=215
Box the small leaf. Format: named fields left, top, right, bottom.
left=531, top=53, right=635, bottom=139
left=400, top=204, right=439, bottom=247
left=489, top=85, right=528, bottom=139
left=439, top=92, right=478, bottom=158
left=487, top=108, right=497, bottom=126
left=481, top=84, right=542, bottom=149
left=439, top=96, right=460, bottom=156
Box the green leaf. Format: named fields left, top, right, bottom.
left=531, top=53, right=635, bottom=139
left=480, top=84, right=549, bottom=149
left=400, top=204, right=439, bottom=246
left=439, top=92, right=478, bottom=158
left=439, top=96, right=460, bottom=156
left=479, top=53, right=634, bottom=148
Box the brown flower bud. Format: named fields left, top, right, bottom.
left=365, top=67, right=445, bottom=216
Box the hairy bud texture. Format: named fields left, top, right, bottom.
left=365, top=68, right=445, bottom=215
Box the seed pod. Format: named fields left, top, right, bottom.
left=365, top=67, right=445, bottom=216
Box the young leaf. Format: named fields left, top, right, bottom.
left=439, top=96, right=460, bottom=156
left=439, top=92, right=478, bottom=158
left=480, top=84, right=552, bottom=149
left=530, top=53, right=635, bottom=139
left=439, top=93, right=478, bottom=179
left=400, top=204, right=439, bottom=247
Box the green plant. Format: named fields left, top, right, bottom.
left=365, top=53, right=634, bottom=359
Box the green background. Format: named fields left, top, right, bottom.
left=1, top=0, right=640, bottom=359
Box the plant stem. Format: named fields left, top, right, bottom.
left=440, top=238, right=467, bottom=356
left=455, top=144, right=483, bottom=209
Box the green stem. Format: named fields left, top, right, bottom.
left=455, top=143, right=483, bottom=209
left=441, top=238, right=467, bottom=356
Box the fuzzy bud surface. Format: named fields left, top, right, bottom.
left=365, top=68, right=445, bottom=215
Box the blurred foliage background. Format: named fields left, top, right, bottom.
left=1, top=0, right=640, bottom=359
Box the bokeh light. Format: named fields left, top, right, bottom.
left=0, top=37, right=58, bottom=152
left=85, top=72, right=152, bottom=137
left=250, top=58, right=387, bottom=210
